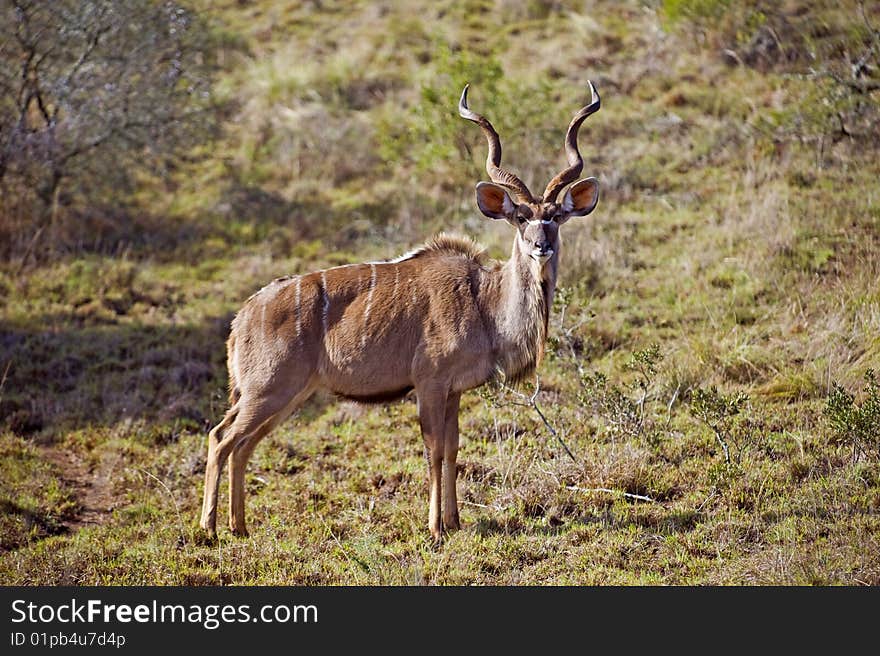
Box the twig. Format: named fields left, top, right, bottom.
left=0, top=359, right=11, bottom=402
left=695, top=488, right=717, bottom=513
left=498, top=377, right=577, bottom=462
left=217, top=528, right=223, bottom=581
left=712, top=427, right=731, bottom=464
left=828, top=70, right=880, bottom=94
left=317, top=512, right=367, bottom=581
left=459, top=500, right=490, bottom=509
left=15, top=224, right=45, bottom=275
left=135, top=467, right=187, bottom=547
left=567, top=485, right=657, bottom=504
left=666, top=383, right=681, bottom=423
left=636, top=384, right=649, bottom=424
left=533, top=399, right=577, bottom=462
left=856, top=1, right=880, bottom=72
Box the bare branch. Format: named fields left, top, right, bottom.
left=566, top=486, right=658, bottom=504
left=0, top=359, right=12, bottom=402
left=135, top=468, right=188, bottom=549
left=0, top=0, right=219, bottom=252
left=59, top=24, right=108, bottom=94
left=825, top=69, right=880, bottom=93
left=497, top=377, right=578, bottom=462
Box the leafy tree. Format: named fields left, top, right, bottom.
left=0, top=0, right=220, bottom=260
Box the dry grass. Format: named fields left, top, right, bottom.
left=1, top=0, right=879, bottom=585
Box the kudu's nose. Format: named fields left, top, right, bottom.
left=536, top=241, right=553, bottom=254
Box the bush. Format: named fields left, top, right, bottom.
left=825, top=369, right=880, bottom=462
left=0, top=0, right=222, bottom=261
left=578, top=345, right=666, bottom=447
left=689, top=386, right=749, bottom=464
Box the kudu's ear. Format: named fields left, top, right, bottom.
left=475, top=182, right=517, bottom=221
left=558, top=177, right=599, bottom=224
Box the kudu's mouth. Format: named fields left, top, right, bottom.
left=531, top=249, right=554, bottom=265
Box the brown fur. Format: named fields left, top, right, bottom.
left=199, top=86, right=601, bottom=541
left=404, top=233, right=489, bottom=265
left=200, top=230, right=556, bottom=539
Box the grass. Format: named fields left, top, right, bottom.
left=1, top=0, right=879, bottom=585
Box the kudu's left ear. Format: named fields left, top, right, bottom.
left=558, top=177, right=599, bottom=224
left=475, top=181, right=517, bottom=221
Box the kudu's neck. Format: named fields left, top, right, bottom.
left=502, top=236, right=559, bottom=312
left=482, top=236, right=559, bottom=382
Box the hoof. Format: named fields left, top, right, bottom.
left=444, top=516, right=461, bottom=532
left=195, top=525, right=218, bottom=545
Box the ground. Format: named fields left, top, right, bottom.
left=1, top=0, right=878, bottom=585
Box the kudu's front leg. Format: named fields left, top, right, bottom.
left=417, top=388, right=448, bottom=541
left=443, top=392, right=462, bottom=531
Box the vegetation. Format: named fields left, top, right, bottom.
left=0, top=0, right=224, bottom=262
left=1, top=0, right=878, bottom=585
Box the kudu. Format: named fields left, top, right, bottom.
left=199, top=82, right=601, bottom=540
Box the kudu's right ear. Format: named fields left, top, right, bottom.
left=475, top=182, right=517, bottom=221
left=558, top=177, right=599, bottom=223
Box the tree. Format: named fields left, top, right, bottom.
left=0, top=0, right=219, bottom=260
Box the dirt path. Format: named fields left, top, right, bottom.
left=40, top=445, right=118, bottom=530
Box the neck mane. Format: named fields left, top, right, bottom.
left=481, top=239, right=557, bottom=384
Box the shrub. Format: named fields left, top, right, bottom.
left=689, top=386, right=747, bottom=464
left=825, top=369, right=880, bottom=462
left=0, top=0, right=222, bottom=261
left=578, top=345, right=666, bottom=447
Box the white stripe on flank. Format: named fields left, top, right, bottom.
left=388, top=249, right=422, bottom=263
left=321, top=270, right=329, bottom=336
left=311, top=245, right=423, bottom=273
left=294, top=276, right=302, bottom=338
left=362, top=263, right=377, bottom=347
left=393, top=268, right=400, bottom=303
left=323, top=262, right=359, bottom=272
left=367, top=246, right=426, bottom=265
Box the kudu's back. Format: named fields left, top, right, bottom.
left=226, top=235, right=498, bottom=407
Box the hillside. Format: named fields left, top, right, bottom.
left=1, top=0, right=878, bottom=584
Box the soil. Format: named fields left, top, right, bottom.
left=40, top=445, right=118, bottom=530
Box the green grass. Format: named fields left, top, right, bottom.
left=1, top=0, right=879, bottom=585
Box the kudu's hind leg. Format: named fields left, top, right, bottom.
left=200, top=405, right=239, bottom=535
left=227, top=383, right=315, bottom=536
left=226, top=418, right=275, bottom=536
left=200, top=392, right=295, bottom=537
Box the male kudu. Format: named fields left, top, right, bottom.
left=199, top=82, right=601, bottom=540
